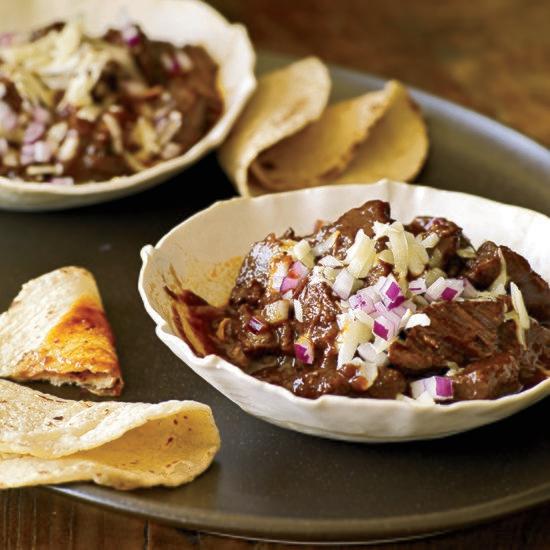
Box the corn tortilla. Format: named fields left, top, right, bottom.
left=0, top=267, right=122, bottom=396
left=218, top=57, right=330, bottom=196
left=0, top=380, right=220, bottom=490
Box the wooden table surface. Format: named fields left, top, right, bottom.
left=4, top=1, right=549, bottom=548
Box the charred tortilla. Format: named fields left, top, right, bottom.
left=0, top=266, right=122, bottom=396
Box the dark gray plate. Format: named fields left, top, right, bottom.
left=1, top=52, right=548, bottom=544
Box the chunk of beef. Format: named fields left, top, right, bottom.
left=501, top=246, right=550, bottom=326
left=389, top=300, right=505, bottom=373
left=406, top=216, right=469, bottom=274
left=365, top=366, right=407, bottom=399
left=296, top=280, right=340, bottom=347
left=452, top=353, right=521, bottom=400
left=313, top=200, right=391, bottom=259
left=499, top=319, right=550, bottom=386
left=462, top=241, right=501, bottom=289
left=230, top=233, right=283, bottom=307
left=290, top=368, right=356, bottom=398
left=464, top=242, right=550, bottom=325
left=0, top=78, right=22, bottom=112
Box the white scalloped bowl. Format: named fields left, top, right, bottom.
left=0, top=0, right=256, bottom=211
left=138, top=180, right=550, bottom=442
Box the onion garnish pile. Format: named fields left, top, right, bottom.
left=0, top=20, right=222, bottom=183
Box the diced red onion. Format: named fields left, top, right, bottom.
left=280, top=275, right=299, bottom=293
left=390, top=303, right=408, bottom=318
left=373, top=316, right=397, bottom=341
left=50, top=177, right=74, bottom=186
left=410, top=376, right=453, bottom=402
left=409, top=277, right=427, bottom=295
left=348, top=291, right=375, bottom=314
left=161, top=52, right=184, bottom=75
left=425, top=277, right=464, bottom=302
left=0, top=101, right=17, bottom=132
left=122, top=24, right=141, bottom=47
left=294, top=336, right=314, bottom=364
left=20, top=144, right=35, bottom=165
left=23, top=122, right=46, bottom=144
left=279, top=260, right=308, bottom=294
left=442, top=279, right=464, bottom=301
left=0, top=32, right=15, bottom=47
left=247, top=316, right=268, bottom=334
left=441, top=287, right=458, bottom=301
left=394, top=300, right=417, bottom=316
left=288, top=260, right=308, bottom=279
left=32, top=106, right=51, bottom=124
left=271, top=262, right=290, bottom=291
left=379, top=275, right=405, bottom=309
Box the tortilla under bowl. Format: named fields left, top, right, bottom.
left=0, top=0, right=255, bottom=211
left=138, top=180, right=550, bottom=442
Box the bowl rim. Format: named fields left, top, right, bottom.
left=137, top=180, right=550, bottom=419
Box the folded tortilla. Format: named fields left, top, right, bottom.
left=0, top=380, right=220, bottom=490
left=219, top=55, right=429, bottom=195
left=249, top=85, right=394, bottom=191
left=0, top=267, right=123, bottom=396
left=334, top=81, right=429, bottom=184
left=218, top=56, right=331, bottom=196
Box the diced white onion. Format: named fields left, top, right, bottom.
left=415, top=391, right=436, bottom=405
left=373, top=221, right=390, bottom=239
left=293, top=299, right=303, bottom=323
left=420, top=233, right=440, bottom=248
left=377, top=249, right=394, bottom=264
left=337, top=319, right=371, bottom=368
left=405, top=313, right=431, bottom=329
left=457, top=247, right=477, bottom=259
left=312, top=231, right=339, bottom=256
left=406, top=232, right=429, bottom=276
left=292, top=239, right=314, bottom=268
left=318, top=255, right=343, bottom=267
left=387, top=224, right=409, bottom=279
left=263, top=300, right=290, bottom=324
left=510, top=282, right=530, bottom=330
left=333, top=268, right=355, bottom=300
left=102, top=113, right=124, bottom=154
left=57, top=130, right=79, bottom=161
left=489, top=249, right=508, bottom=292
left=345, top=230, right=376, bottom=278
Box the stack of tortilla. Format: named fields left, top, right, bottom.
left=0, top=267, right=220, bottom=490
left=219, top=57, right=429, bottom=196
